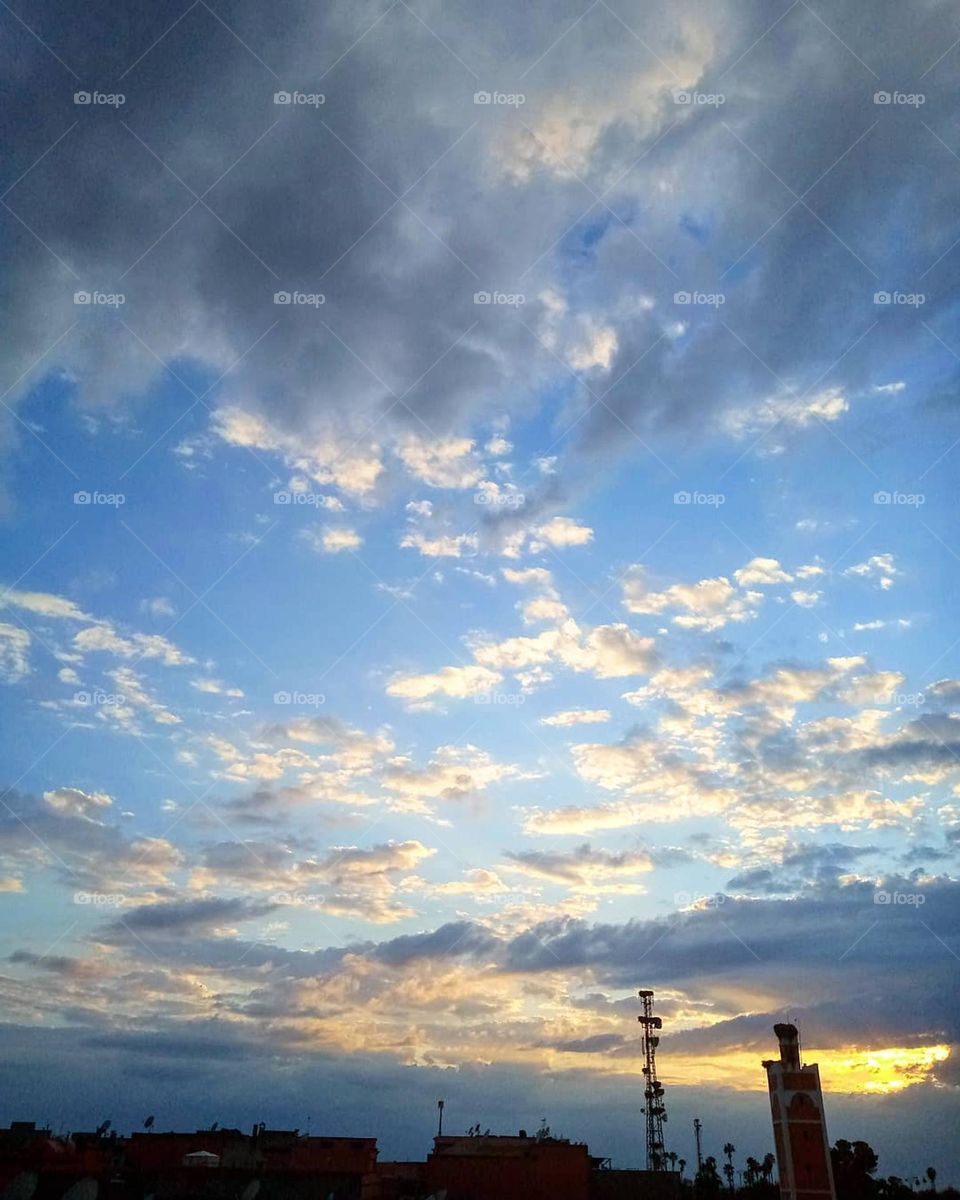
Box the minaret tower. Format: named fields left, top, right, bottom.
left=763, top=1023, right=837, bottom=1200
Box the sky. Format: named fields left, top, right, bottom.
left=1, top=0, right=960, bottom=1183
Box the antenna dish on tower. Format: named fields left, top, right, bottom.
left=638, top=988, right=670, bottom=1171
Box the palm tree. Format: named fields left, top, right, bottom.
left=679, top=1159, right=687, bottom=1181
left=724, top=1144, right=736, bottom=1192
left=668, top=1152, right=678, bottom=1173
left=926, top=1168, right=937, bottom=1192
left=761, top=1153, right=776, bottom=1185
left=745, top=1157, right=761, bottom=1187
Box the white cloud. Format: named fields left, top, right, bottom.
left=215, top=407, right=383, bottom=497
left=624, top=570, right=761, bottom=631
left=540, top=708, right=611, bottom=727
left=845, top=553, right=899, bottom=590
left=502, top=567, right=556, bottom=590
left=140, top=596, right=177, bottom=619
left=43, top=787, right=113, bottom=818
left=314, top=527, right=363, bottom=554
left=191, top=677, right=244, bottom=698
left=521, top=596, right=570, bottom=624
left=400, top=529, right=478, bottom=558
left=473, top=619, right=655, bottom=680
left=568, top=323, right=618, bottom=371
left=0, top=623, right=31, bottom=682
left=72, top=624, right=194, bottom=667
left=383, top=745, right=527, bottom=808
left=734, top=557, right=792, bottom=586
left=397, top=435, right=482, bottom=489
left=0, top=588, right=90, bottom=621
left=386, top=664, right=503, bottom=703
left=723, top=386, right=848, bottom=439
left=531, top=517, right=594, bottom=550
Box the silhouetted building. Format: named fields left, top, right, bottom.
left=763, top=1023, right=837, bottom=1200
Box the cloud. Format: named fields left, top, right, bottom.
left=400, top=529, right=478, bottom=558
left=473, top=619, right=656, bottom=680
left=303, top=526, right=363, bottom=554
left=722, top=387, right=849, bottom=440
left=214, top=409, right=383, bottom=498
left=73, top=624, right=194, bottom=667
left=0, top=787, right=183, bottom=894
left=191, top=677, right=244, bottom=698
left=112, top=896, right=277, bottom=935
left=504, top=844, right=653, bottom=893
left=140, top=596, right=177, bottom=619
left=845, top=554, right=899, bottom=590
left=386, top=664, right=502, bottom=704
left=734, top=557, right=793, bottom=586
left=540, top=708, right=611, bottom=727
left=0, top=623, right=30, bottom=682
left=43, top=787, right=113, bottom=819
left=624, top=570, right=761, bottom=631
left=0, top=588, right=92, bottom=621
left=397, top=435, right=482, bottom=489
left=383, top=745, right=526, bottom=809
left=530, top=517, right=594, bottom=550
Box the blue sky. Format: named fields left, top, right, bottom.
left=2, top=0, right=960, bottom=1183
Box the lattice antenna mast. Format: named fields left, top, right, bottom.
left=638, top=988, right=669, bottom=1171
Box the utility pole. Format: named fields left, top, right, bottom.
left=694, top=1119, right=703, bottom=1171
left=436, top=1100, right=445, bottom=1138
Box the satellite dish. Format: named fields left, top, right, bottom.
left=143, top=1117, right=155, bottom=1131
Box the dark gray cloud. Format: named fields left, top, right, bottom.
left=108, top=894, right=277, bottom=933
left=3, top=0, right=959, bottom=501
